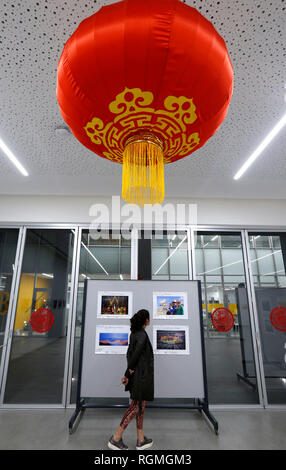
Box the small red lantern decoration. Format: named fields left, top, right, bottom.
left=211, top=307, right=235, bottom=332
left=57, top=0, right=233, bottom=205
left=270, top=306, right=286, bottom=332
left=30, top=308, right=54, bottom=333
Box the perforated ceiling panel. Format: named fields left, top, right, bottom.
left=0, top=0, right=285, bottom=198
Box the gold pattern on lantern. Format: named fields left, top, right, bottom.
left=84, top=87, right=200, bottom=164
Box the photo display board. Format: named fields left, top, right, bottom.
left=255, top=287, right=286, bottom=375
left=80, top=280, right=205, bottom=399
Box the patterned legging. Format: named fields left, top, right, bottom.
left=119, top=400, right=147, bottom=430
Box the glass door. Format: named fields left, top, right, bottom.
left=3, top=228, right=74, bottom=404
left=70, top=229, right=131, bottom=403
left=248, top=232, right=286, bottom=405
left=194, top=231, right=260, bottom=404
left=151, top=230, right=190, bottom=280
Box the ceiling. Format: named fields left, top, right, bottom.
left=0, top=0, right=285, bottom=199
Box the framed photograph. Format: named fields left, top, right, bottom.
left=153, top=292, right=188, bottom=319
left=97, top=291, right=133, bottom=319
left=153, top=325, right=190, bottom=355
left=95, top=325, right=130, bottom=354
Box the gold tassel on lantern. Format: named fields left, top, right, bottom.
left=122, top=132, right=165, bottom=206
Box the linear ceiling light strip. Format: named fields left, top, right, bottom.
left=234, top=112, right=286, bottom=180
left=0, top=137, right=29, bottom=176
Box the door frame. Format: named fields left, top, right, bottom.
left=0, top=226, right=26, bottom=406
left=243, top=228, right=286, bottom=409
left=189, top=225, right=266, bottom=408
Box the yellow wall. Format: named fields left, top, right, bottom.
left=202, top=303, right=237, bottom=315
left=14, top=274, right=52, bottom=331
left=0, top=292, right=10, bottom=316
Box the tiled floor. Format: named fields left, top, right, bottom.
left=0, top=407, right=285, bottom=450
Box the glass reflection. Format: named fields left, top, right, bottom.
left=195, top=232, right=259, bottom=404
left=152, top=231, right=189, bottom=280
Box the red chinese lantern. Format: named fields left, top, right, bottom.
left=57, top=0, right=233, bottom=206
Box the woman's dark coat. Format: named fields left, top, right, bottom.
left=124, top=328, right=154, bottom=403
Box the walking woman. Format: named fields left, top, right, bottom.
left=108, top=309, right=154, bottom=450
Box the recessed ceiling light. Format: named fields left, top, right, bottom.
left=233, top=112, right=286, bottom=180
left=55, top=125, right=71, bottom=136
left=0, top=137, right=29, bottom=176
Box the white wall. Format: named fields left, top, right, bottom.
left=0, top=195, right=286, bottom=227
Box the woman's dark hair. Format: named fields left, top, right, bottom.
left=130, top=309, right=150, bottom=333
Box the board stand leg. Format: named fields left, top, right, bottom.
left=68, top=400, right=219, bottom=435
left=197, top=282, right=219, bottom=436
left=236, top=372, right=257, bottom=390
left=69, top=399, right=86, bottom=435
left=198, top=399, right=219, bottom=435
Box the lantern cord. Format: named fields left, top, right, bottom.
left=122, top=133, right=165, bottom=206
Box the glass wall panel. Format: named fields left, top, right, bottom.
left=152, top=231, right=189, bottom=280
left=70, top=230, right=131, bottom=403
left=195, top=232, right=259, bottom=404
left=248, top=232, right=286, bottom=404
left=4, top=229, right=74, bottom=404
left=0, top=229, right=19, bottom=369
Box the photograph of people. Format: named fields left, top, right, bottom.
left=154, top=293, right=187, bottom=319
left=101, top=295, right=128, bottom=315
left=97, top=292, right=132, bottom=319
left=108, top=309, right=154, bottom=451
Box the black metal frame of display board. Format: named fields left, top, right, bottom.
left=69, top=280, right=219, bottom=435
